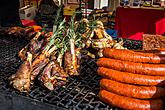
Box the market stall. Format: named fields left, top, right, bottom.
left=1, top=0, right=165, bottom=110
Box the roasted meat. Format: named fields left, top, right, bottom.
left=31, top=58, right=49, bottom=81
left=19, top=32, right=42, bottom=61
left=9, top=52, right=32, bottom=92
left=40, top=60, right=68, bottom=90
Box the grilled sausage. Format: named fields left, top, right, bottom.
left=97, top=67, right=165, bottom=86
left=100, top=79, right=165, bottom=99
left=134, top=49, right=165, bottom=55
left=97, top=58, right=165, bottom=76
left=98, top=90, right=163, bottom=110
left=103, top=48, right=165, bottom=64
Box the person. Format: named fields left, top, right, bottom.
left=0, top=0, right=22, bottom=27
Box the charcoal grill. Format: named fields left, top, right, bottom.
left=0, top=35, right=121, bottom=110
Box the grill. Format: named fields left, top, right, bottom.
left=0, top=35, right=119, bottom=110
left=0, top=35, right=142, bottom=110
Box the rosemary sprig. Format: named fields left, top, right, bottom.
left=44, top=19, right=66, bottom=52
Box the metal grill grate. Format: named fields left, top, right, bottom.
left=0, top=35, right=120, bottom=110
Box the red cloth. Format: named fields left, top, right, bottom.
left=115, top=7, right=165, bottom=40
left=21, top=20, right=37, bottom=26
left=156, top=18, right=165, bottom=35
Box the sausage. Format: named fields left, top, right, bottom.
left=134, top=49, right=165, bottom=55
left=97, top=67, right=165, bottom=86
left=103, top=48, right=165, bottom=64
left=100, top=79, right=165, bottom=99
left=143, top=48, right=165, bottom=55
left=98, top=90, right=163, bottom=110
left=97, top=58, right=165, bottom=76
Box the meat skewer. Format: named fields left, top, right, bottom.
left=97, top=58, right=165, bottom=76
left=100, top=79, right=165, bottom=99
left=99, top=90, right=163, bottom=110
left=9, top=52, right=32, bottom=92
left=97, top=67, right=165, bottom=86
